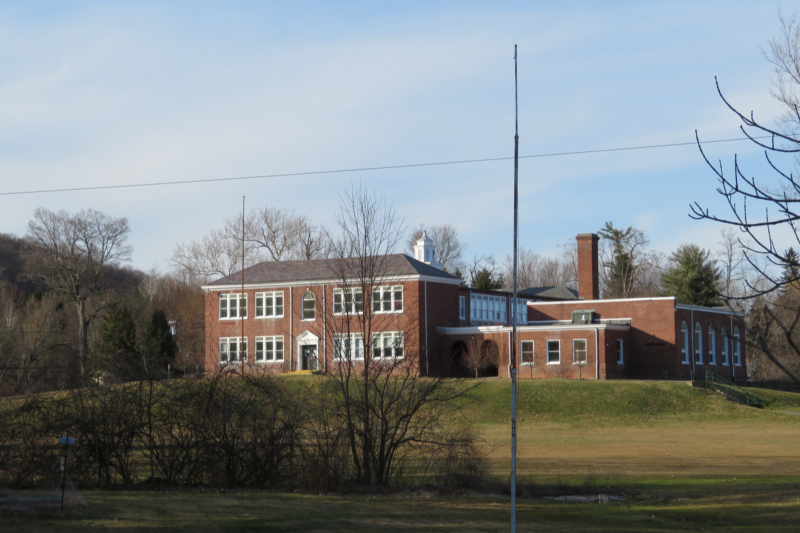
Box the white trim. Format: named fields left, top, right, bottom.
left=437, top=323, right=630, bottom=335
left=254, top=291, right=284, bottom=319
left=529, top=296, right=676, bottom=306
left=203, top=273, right=463, bottom=291
left=676, top=304, right=744, bottom=317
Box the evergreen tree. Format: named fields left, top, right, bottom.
left=471, top=267, right=503, bottom=290
left=660, top=244, right=721, bottom=306
left=93, top=301, right=140, bottom=380
left=143, top=309, right=177, bottom=374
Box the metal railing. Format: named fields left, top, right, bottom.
left=700, top=371, right=767, bottom=408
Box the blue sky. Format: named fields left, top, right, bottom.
left=0, top=1, right=791, bottom=271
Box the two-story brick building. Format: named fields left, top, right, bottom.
left=203, top=232, right=746, bottom=381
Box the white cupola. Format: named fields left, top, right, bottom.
left=413, top=231, right=442, bottom=269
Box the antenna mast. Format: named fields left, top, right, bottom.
left=510, top=44, right=519, bottom=533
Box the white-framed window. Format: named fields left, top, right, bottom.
left=302, top=292, right=316, bottom=320
left=459, top=296, right=465, bottom=320
left=333, top=289, right=363, bottom=315
left=372, top=331, right=404, bottom=360
left=372, top=285, right=403, bottom=313
left=219, top=337, right=247, bottom=363
left=521, top=340, right=534, bottom=365
left=680, top=321, right=689, bottom=364
left=721, top=326, right=729, bottom=365
left=547, top=340, right=560, bottom=364
left=616, top=339, right=624, bottom=364
left=334, top=333, right=364, bottom=360
left=708, top=325, right=716, bottom=365
left=573, top=339, right=588, bottom=364
left=255, top=291, right=284, bottom=318
left=734, top=326, right=742, bottom=366
left=470, top=293, right=507, bottom=323
left=694, top=322, right=703, bottom=364
left=219, top=293, right=247, bottom=320
left=255, top=336, right=284, bottom=362
left=513, top=299, right=527, bottom=325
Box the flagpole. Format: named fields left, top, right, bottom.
left=511, top=44, right=519, bottom=533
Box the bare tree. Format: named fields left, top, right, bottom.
left=25, top=208, right=132, bottom=382
left=691, top=12, right=800, bottom=381
left=317, top=186, right=472, bottom=485
left=240, top=207, right=319, bottom=262
left=500, top=248, right=574, bottom=290
left=171, top=228, right=262, bottom=285
left=461, top=337, right=499, bottom=378
left=406, top=224, right=467, bottom=273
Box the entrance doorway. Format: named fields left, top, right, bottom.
left=301, top=344, right=318, bottom=371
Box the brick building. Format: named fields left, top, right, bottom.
left=203, top=232, right=746, bottom=381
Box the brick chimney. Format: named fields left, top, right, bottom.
left=576, top=233, right=599, bottom=300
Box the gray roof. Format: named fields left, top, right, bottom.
left=517, top=286, right=580, bottom=301
left=206, top=254, right=461, bottom=287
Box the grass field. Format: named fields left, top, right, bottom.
left=3, top=378, right=800, bottom=531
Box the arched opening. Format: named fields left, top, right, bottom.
left=480, top=340, right=500, bottom=377
left=450, top=341, right=470, bottom=378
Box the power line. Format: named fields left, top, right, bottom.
left=0, top=135, right=771, bottom=197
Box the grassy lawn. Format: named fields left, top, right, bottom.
left=3, top=379, right=800, bottom=531
left=3, top=482, right=800, bottom=532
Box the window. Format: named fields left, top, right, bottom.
left=734, top=327, right=741, bottom=366
left=219, top=293, right=247, bottom=320
left=255, top=291, right=284, bottom=318
left=573, top=339, right=587, bottom=364
left=694, top=323, right=703, bottom=364
left=470, top=293, right=507, bottom=323
left=333, top=289, right=363, bottom=315
left=372, top=286, right=403, bottom=313
left=459, top=296, right=465, bottom=320
left=721, top=326, right=729, bottom=365
left=513, top=298, right=527, bottom=325
left=521, top=341, right=534, bottom=365
left=255, top=336, right=284, bottom=362
left=302, top=292, right=316, bottom=320
left=708, top=325, right=716, bottom=365
left=616, top=339, right=624, bottom=364
left=547, top=340, right=560, bottom=364
left=680, top=322, right=689, bottom=364
left=372, top=331, right=404, bottom=360
left=334, top=333, right=364, bottom=360
left=219, top=337, right=247, bottom=363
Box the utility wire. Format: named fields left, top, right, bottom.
left=0, top=135, right=772, bottom=197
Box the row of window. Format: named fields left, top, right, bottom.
left=463, top=294, right=528, bottom=324
left=219, top=287, right=404, bottom=320
left=219, top=336, right=284, bottom=363
left=680, top=322, right=741, bottom=366
left=519, top=339, right=623, bottom=365
left=333, top=332, right=405, bottom=361
left=219, top=332, right=405, bottom=363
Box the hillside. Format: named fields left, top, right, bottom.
left=453, top=379, right=800, bottom=427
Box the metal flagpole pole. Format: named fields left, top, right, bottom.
left=511, top=44, right=519, bottom=533
left=241, top=195, right=246, bottom=377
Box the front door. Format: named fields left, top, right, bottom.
left=301, top=345, right=317, bottom=371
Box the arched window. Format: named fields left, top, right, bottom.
left=302, top=292, right=315, bottom=320
left=694, top=322, right=703, bottom=364
left=681, top=322, right=689, bottom=364
left=708, top=325, right=716, bottom=365
left=734, top=326, right=741, bottom=366
left=721, top=326, right=729, bottom=365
